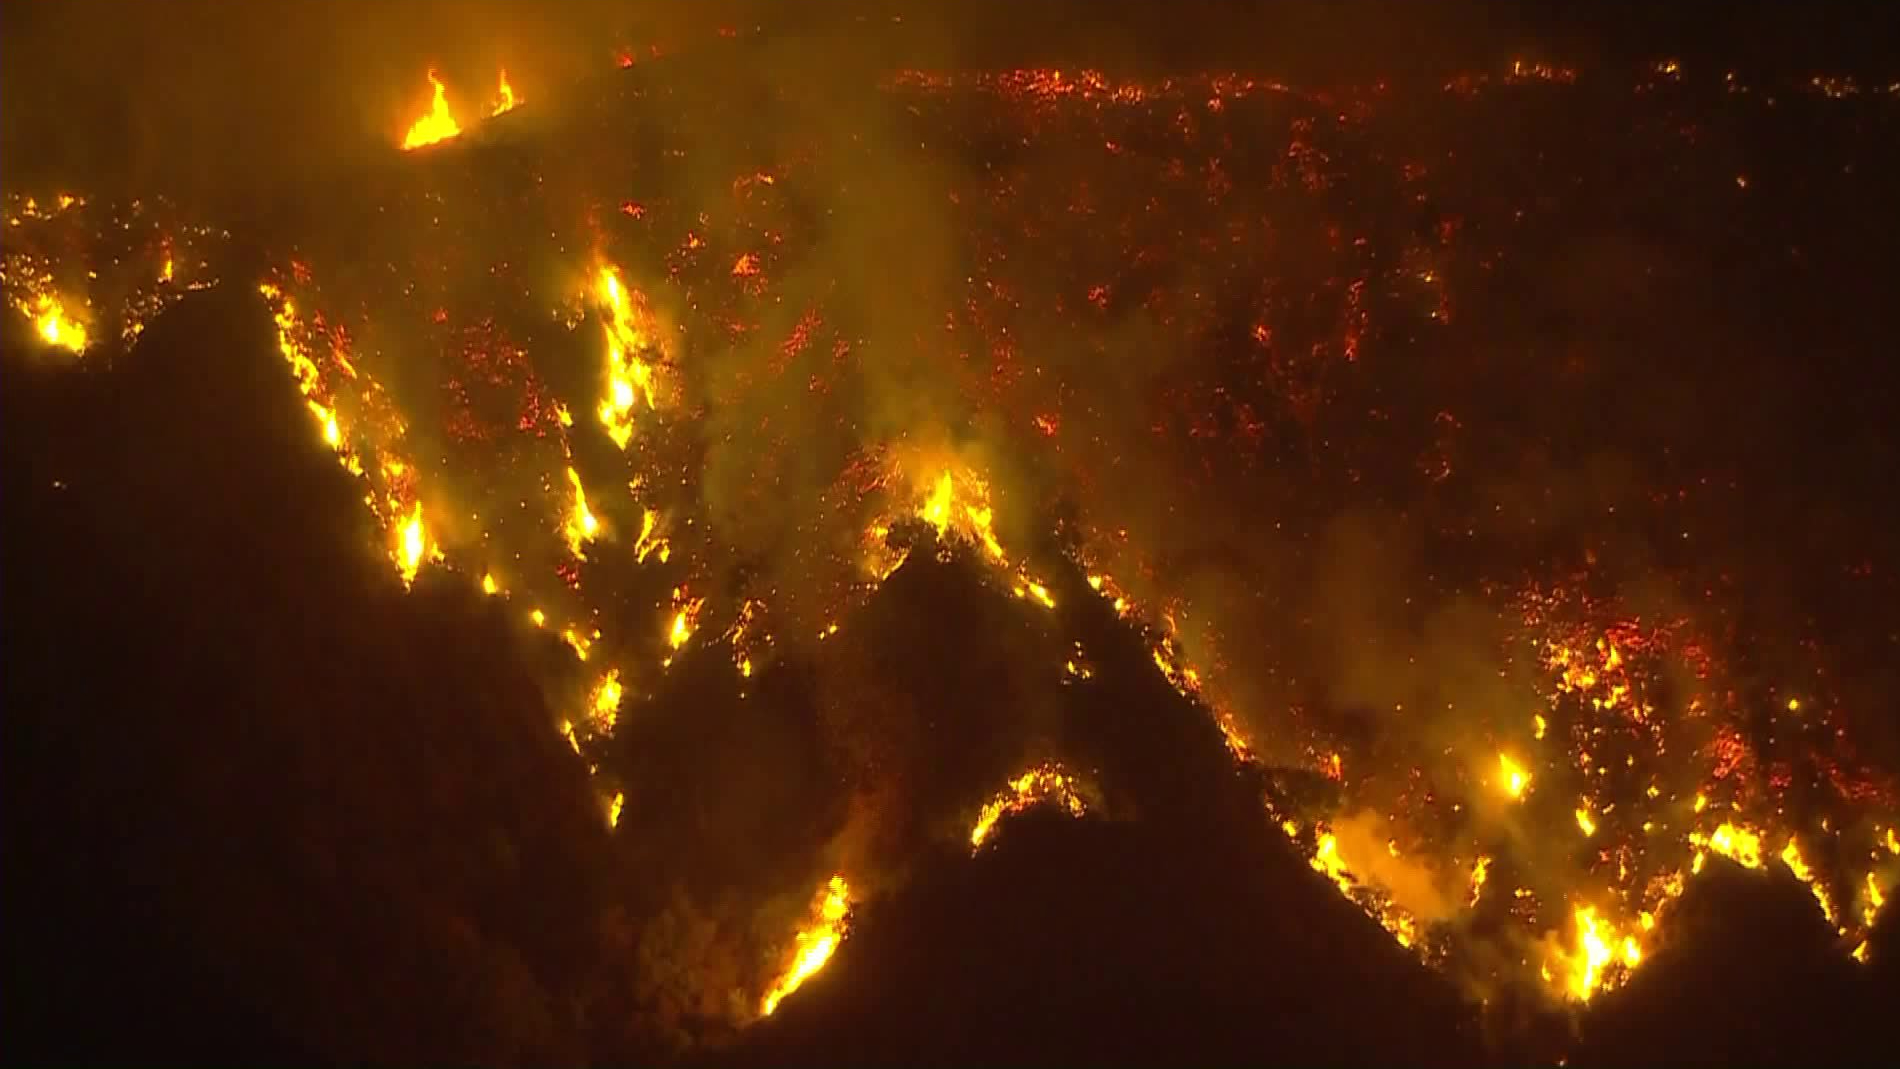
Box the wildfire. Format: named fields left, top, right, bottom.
left=1469, top=855, right=1491, bottom=906
left=394, top=500, right=430, bottom=586
left=491, top=69, right=519, bottom=117
left=1780, top=838, right=1839, bottom=927
left=1863, top=871, right=1886, bottom=928
left=401, top=70, right=461, bottom=150
left=1552, top=905, right=1641, bottom=1002
left=590, top=669, right=623, bottom=733
left=633, top=507, right=669, bottom=563
left=22, top=292, right=88, bottom=353
left=663, top=589, right=705, bottom=666
left=593, top=266, right=660, bottom=449
left=760, top=875, right=851, bottom=1016
left=911, top=468, right=1007, bottom=562
left=1692, top=821, right=1765, bottom=871
left=563, top=466, right=601, bottom=557
left=969, top=764, right=1087, bottom=849
left=1498, top=753, right=1531, bottom=799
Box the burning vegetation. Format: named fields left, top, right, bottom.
left=6, top=13, right=1900, bottom=1066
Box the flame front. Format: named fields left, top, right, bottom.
left=760, top=875, right=850, bottom=1016
left=969, top=764, right=1087, bottom=849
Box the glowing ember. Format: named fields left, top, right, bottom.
left=760, top=875, right=850, bottom=1016
left=401, top=70, right=461, bottom=150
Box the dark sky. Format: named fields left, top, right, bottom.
left=5, top=0, right=1893, bottom=198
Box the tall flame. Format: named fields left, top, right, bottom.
left=401, top=70, right=461, bottom=150
left=594, top=266, right=659, bottom=449
left=491, top=69, right=519, bottom=116
left=395, top=501, right=429, bottom=586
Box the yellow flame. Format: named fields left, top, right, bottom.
left=396, top=501, right=428, bottom=587
left=1310, top=831, right=1354, bottom=896
left=760, top=876, right=850, bottom=1016
left=633, top=507, right=668, bottom=563
left=1498, top=753, right=1530, bottom=799
left=27, top=293, right=87, bottom=353
left=491, top=69, right=519, bottom=116
left=969, top=764, right=1088, bottom=848
left=1576, top=804, right=1597, bottom=837
left=920, top=471, right=955, bottom=534
left=664, top=591, right=705, bottom=662
left=590, top=670, right=623, bottom=733
left=563, top=466, right=600, bottom=557
left=1013, top=577, right=1056, bottom=609
left=1558, top=906, right=1625, bottom=1001
left=1469, top=855, right=1491, bottom=906
left=594, top=266, right=658, bottom=450
left=401, top=70, right=462, bottom=150
left=481, top=572, right=499, bottom=595
left=607, top=790, right=624, bottom=828
left=1780, top=837, right=1838, bottom=924
left=1693, top=821, right=1764, bottom=869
